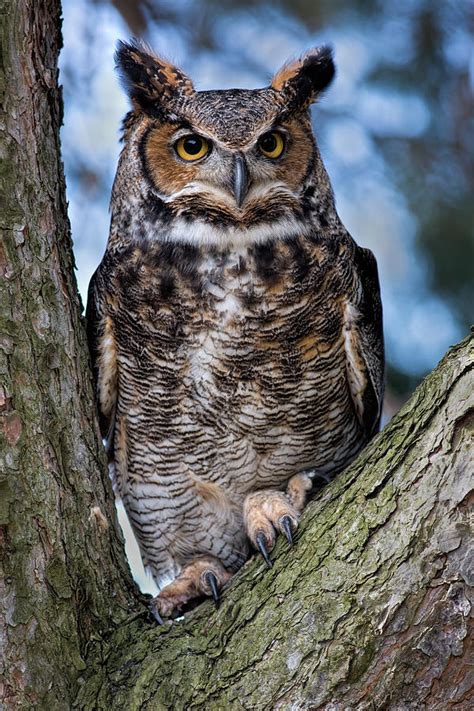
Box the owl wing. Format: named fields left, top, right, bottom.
left=344, top=244, right=385, bottom=438
left=86, top=267, right=118, bottom=454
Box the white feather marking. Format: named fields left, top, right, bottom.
left=136, top=182, right=310, bottom=246
left=153, top=215, right=310, bottom=247
left=214, top=292, right=240, bottom=318
left=343, top=301, right=367, bottom=423
left=98, top=317, right=117, bottom=418
left=188, top=332, right=218, bottom=389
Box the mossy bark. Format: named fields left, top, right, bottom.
left=1, top=2, right=472, bottom=710
left=75, top=335, right=473, bottom=711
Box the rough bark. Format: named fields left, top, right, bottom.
left=1, top=1, right=473, bottom=710
left=74, top=334, right=473, bottom=711
left=0, top=2, right=139, bottom=708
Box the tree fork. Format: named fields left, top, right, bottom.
left=0, top=1, right=472, bottom=710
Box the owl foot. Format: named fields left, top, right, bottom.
left=152, top=556, right=232, bottom=620
left=244, top=490, right=300, bottom=567
left=244, top=473, right=313, bottom=567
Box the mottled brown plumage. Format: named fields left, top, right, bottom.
left=87, top=39, right=384, bottom=617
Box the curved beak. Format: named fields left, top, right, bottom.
left=233, top=154, right=249, bottom=208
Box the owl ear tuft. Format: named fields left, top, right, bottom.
left=115, top=39, right=194, bottom=114
left=271, top=46, right=335, bottom=109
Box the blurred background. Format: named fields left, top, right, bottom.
left=59, top=0, right=473, bottom=593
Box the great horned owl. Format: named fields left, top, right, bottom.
left=87, top=40, right=384, bottom=618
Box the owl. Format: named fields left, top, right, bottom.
left=87, top=40, right=384, bottom=619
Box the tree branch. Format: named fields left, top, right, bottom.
left=76, top=334, right=473, bottom=710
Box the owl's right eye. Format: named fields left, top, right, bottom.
left=174, top=135, right=210, bottom=162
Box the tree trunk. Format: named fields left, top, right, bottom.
left=0, top=1, right=140, bottom=708
left=1, top=2, right=472, bottom=710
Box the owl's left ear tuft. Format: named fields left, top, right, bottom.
left=271, top=46, right=335, bottom=109
left=115, top=39, right=194, bottom=115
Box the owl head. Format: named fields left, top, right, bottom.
left=114, top=40, right=335, bottom=244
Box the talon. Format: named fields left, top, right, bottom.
left=256, top=531, right=273, bottom=568
left=150, top=605, right=164, bottom=625
left=313, top=471, right=331, bottom=487
left=204, top=571, right=220, bottom=607
left=281, top=515, right=294, bottom=545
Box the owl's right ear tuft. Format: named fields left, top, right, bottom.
left=115, top=39, right=194, bottom=114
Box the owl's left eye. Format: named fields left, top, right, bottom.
left=258, top=131, right=285, bottom=159
left=174, top=135, right=210, bottom=162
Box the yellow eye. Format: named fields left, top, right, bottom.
left=175, top=134, right=210, bottom=162
left=258, top=131, right=285, bottom=159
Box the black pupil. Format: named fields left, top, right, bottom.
left=183, top=136, right=203, bottom=155
left=260, top=133, right=278, bottom=153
